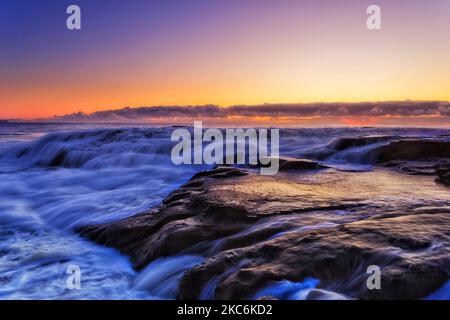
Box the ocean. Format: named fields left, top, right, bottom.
left=0, top=122, right=448, bottom=299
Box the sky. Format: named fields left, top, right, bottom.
left=1, top=0, right=450, bottom=124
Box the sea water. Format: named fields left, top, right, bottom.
left=0, top=122, right=448, bottom=299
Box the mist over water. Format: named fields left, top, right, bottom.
left=0, top=122, right=449, bottom=299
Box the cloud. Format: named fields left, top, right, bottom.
left=45, top=101, right=450, bottom=123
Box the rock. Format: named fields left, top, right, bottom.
left=80, top=166, right=450, bottom=300
left=80, top=166, right=358, bottom=269
left=371, top=139, right=450, bottom=184
left=80, top=167, right=254, bottom=269
left=373, top=139, right=450, bottom=163
left=178, top=212, right=450, bottom=300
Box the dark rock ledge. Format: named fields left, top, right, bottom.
left=370, top=138, right=450, bottom=184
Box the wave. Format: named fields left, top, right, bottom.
left=0, top=127, right=210, bottom=231
left=2, top=128, right=178, bottom=169
left=0, top=127, right=205, bottom=299
left=3, top=127, right=448, bottom=170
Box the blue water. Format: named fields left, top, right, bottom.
left=0, top=123, right=205, bottom=299
left=133, top=255, right=205, bottom=299
left=426, top=281, right=450, bottom=300
left=253, top=278, right=320, bottom=300
left=0, top=122, right=448, bottom=299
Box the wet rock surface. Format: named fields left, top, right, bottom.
left=81, top=165, right=450, bottom=300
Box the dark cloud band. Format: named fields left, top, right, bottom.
left=48, top=101, right=450, bottom=122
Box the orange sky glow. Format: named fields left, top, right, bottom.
left=1, top=0, right=450, bottom=126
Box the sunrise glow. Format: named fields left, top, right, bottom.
left=1, top=0, right=450, bottom=124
